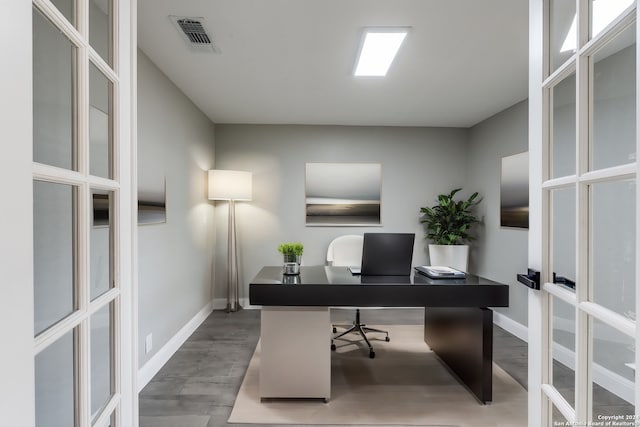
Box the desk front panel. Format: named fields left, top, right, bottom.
left=250, top=266, right=509, bottom=308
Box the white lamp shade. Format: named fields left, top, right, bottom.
left=208, top=170, right=252, bottom=201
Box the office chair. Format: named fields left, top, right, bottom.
left=326, top=235, right=389, bottom=359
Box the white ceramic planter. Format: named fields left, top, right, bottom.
left=428, top=244, right=469, bottom=272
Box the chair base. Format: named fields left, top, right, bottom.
left=331, top=309, right=390, bottom=358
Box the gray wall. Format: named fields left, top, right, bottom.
left=467, top=100, right=529, bottom=326
left=137, top=50, right=216, bottom=366
left=214, top=124, right=471, bottom=301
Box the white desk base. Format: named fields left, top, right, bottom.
left=259, top=306, right=330, bottom=400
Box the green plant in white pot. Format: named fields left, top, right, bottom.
left=419, top=188, right=480, bottom=272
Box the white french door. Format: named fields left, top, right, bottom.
left=529, top=0, right=639, bottom=425
left=31, top=0, right=136, bottom=426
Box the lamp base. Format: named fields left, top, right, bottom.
left=226, top=302, right=243, bottom=313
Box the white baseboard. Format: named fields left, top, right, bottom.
left=493, top=311, right=528, bottom=342
left=137, top=301, right=214, bottom=391
left=493, top=312, right=634, bottom=404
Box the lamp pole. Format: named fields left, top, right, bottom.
left=227, top=199, right=240, bottom=312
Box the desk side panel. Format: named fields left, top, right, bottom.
left=424, top=307, right=493, bottom=403
left=259, top=306, right=331, bottom=399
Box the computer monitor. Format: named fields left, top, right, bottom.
left=361, top=233, right=415, bottom=276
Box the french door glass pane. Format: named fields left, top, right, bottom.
left=591, top=23, right=636, bottom=170
left=552, top=188, right=576, bottom=290
left=552, top=297, right=576, bottom=406
left=33, top=0, right=122, bottom=425
left=552, top=72, right=576, bottom=178
left=91, top=190, right=113, bottom=299
left=35, top=330, right=76, bottom=427
left=550, top=0, right=576, bottom=73
left=552, top=403, right=570, bottom=425
left=34, top=181, right=76, bottom=335
left=33, top=8, right=76, bottom=171
left=592, top=318, right=635, bottom=420
left=50, top=0, right=75, bottom=27
left=91, top=303, right=113, bottom=420
left=592, top=179, right=635, bottom=319
left=590, top=0, right=635, bottom=40
left=89, top=0, right=112, bottom=66
left=89, top=62, right=112, bottom=179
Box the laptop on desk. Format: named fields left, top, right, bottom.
left=360, top=233, right=415, bottom=276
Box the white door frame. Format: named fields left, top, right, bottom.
left=117, top=0, right=138, bottom=425
left=529, top=0, right=639, bottom=425
left=0, top=2, right=37, bottom=425
left=528, top=2, right=546, bottom=426
left=1, top=0, right=137, bottom=425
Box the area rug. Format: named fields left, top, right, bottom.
left=228, top=325, right=527, bottom=426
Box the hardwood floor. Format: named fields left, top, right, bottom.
left=139, top=308, right=632, bottom=427
left=139, top=309, right=261, bottom=427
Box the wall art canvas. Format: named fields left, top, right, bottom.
left=138, top=178, right=167, bottom=225
left=305, top=162, right=381, bottom=226
left=500, top=152, right=529, bottom=229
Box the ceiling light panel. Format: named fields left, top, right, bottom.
left=354, top=28, right=409, bottom=77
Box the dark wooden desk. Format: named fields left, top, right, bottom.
left=249, top=266, right=509, bottom=403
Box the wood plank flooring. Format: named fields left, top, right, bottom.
left=139, top=308, right=632, bottom=427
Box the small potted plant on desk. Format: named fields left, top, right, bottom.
left=278, top=242, right=304, bottom=275
left=419, top=188, right=480, bottom=272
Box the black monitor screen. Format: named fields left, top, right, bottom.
left=361, top=233, right=415, bottom=276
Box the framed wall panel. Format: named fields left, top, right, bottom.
left=500, top=152, right=529, bottom=228
left=305, top=163, right=381, bottom=226
left=138, top=177, right=166, bottom=225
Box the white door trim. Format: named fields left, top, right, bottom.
left=528, top=0, right=545, bottom=425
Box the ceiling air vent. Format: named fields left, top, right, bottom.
left=170, top=16, right=219, bottom=52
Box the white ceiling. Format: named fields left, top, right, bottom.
left=138, top=0, right=529, bottom=128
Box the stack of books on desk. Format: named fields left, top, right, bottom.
left=415, top=266, right=466, bottom=279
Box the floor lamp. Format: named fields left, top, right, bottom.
left=208, top=169, right=252, bottom=312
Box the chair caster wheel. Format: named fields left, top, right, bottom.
left=331, top=344, right=336, bottom=351
left=369, top=351, right=375, bottom=359
left=385, top=336, right=390, bottom=342
left=332, top=327, right=337, bottom=333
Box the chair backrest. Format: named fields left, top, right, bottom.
left=326, top=235, right=364, bottom=267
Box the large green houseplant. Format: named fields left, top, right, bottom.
left=420, top=188, right=480, bottom=245
left=419, top=188, right=480, bottom=271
